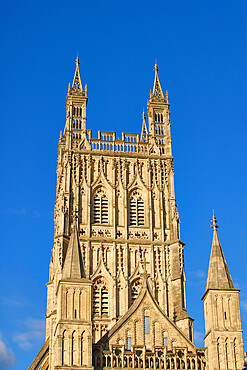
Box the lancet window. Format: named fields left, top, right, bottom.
left=73, top=119, right=82, bottom=129
left=93, top=277, right=109, bottom=317
left=154, top=113, right=163, bottom=123
left=154, top=124, right=164, bottom=136
left=62, top=330, right=69, bottom=366
left=129, top=191, right=144, bottom=226
left=73, top=107, right=82, bottom=117
left=93, top=189, right=109, bottom=224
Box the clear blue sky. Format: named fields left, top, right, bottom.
left=0, top=1, right=246, bottom=369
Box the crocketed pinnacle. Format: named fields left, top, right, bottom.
left=205, top=215, right=234, bottom=291
left=140, top=110, right=148, bottom=142
left=71, top=56, right=83, bottom=93
left=151, top=63, right=165, bottom=101
left=62, top=222, right=85, bottom=279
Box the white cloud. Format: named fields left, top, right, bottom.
left=0, top=338, right=16, bottom=369
left=1, top=296, right=25, bottom=307
left=13, top=317, right=45, bottom=351
left=190, top=269, right=206, bottom=279
left=4, top=208, right=27, bottom=216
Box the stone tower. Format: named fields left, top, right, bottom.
left=30, top=58, right=247, bottom=370
left=202, top=215, right=244, bottom=370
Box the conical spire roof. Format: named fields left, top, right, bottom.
left=140, top=111, right=148, bottom=142
left=150, top=63, right=165, bottom=102
left=205, top=215, right=234, bottom=292
left=71, top=56, right=84, bottom=94
left=62, top=222, right=85, bottom=279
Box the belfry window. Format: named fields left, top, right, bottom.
left=94, top=191, right=109, bottom=224
left=129, top=191, right=144, bottom=226
left=93, top=278, right=109, bottom=317
left=155, top=113, right=163, bottom=123
left=154, top=124, right=164, bottom=136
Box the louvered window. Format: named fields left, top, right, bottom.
left=130, top=194, right=144, bottom=226
left=93, top=278, right=109, bottom=317
left=94, top=193, right=108, bottom=224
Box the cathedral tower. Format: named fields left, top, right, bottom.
left=202, top=215, right=244, bottom=370
left=29, top=59, right=235, bottom=370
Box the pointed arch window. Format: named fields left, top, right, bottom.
left=81, top=333, right=84, bottom=365
left=71, top=331, right=76, bottom=365
left=129, top=191, right=144, bottom=226
left=62, top=330, right=69, bottom=366
left=93, top=277, right=109, bottom=317
left=93, top=190, right=109, bottom=224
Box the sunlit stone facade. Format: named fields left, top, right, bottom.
left=29, top=59, right=244, bottom=370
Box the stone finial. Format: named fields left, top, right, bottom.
left=75, top=55, right=80, bottom=66
left=210, top=214, right=219, bottom=231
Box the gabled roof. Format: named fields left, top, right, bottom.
left=205, top=215, right=234, bottom=292
left=99, top=274, right=196, bottom=350
left=62, top=223, right=85, bottom=279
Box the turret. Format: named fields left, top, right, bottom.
left=202, top=215, right=244, bottom=370
left=147, top=63, right=171, bottom=155
left=64, top=57, right=88, bottom=149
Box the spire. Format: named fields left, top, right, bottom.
left=205, top=214, right=234, bottom=292
left=140, top=110, right=148, bottom=142
left=150, top=63, right=165, bottom=102
left=62, top=222, right=85, bottom=279
left=71, top=56, right=84, bottom=94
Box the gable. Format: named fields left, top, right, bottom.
left=99, top=278, right=196, bottom=353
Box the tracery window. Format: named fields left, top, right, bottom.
left=93, top=277, right=109, bottom=317
left=93, top=190, right=109, bottom=224
left=129, top=191, right=144, bottom=226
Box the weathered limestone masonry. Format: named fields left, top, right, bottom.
left=29, top=59, right=244, bottom=370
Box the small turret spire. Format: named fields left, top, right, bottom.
left=140, top=110, right=148, bottom=142
left=62, top=222, right=85, bottom=279
left=71, top=56, right=83, bottom=94
left=205, top=214, right=234, bottom=292
left=151, top=62, right=165, bottom=101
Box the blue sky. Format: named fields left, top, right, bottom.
left=0, top=0, right=246, bottom=369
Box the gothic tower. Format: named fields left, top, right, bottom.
left=202, top=215, right=244, bottom=370
left=29, top=59, right=219, bottom=369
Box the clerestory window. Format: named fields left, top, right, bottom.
left=93, top=191, right=108, bottom=224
